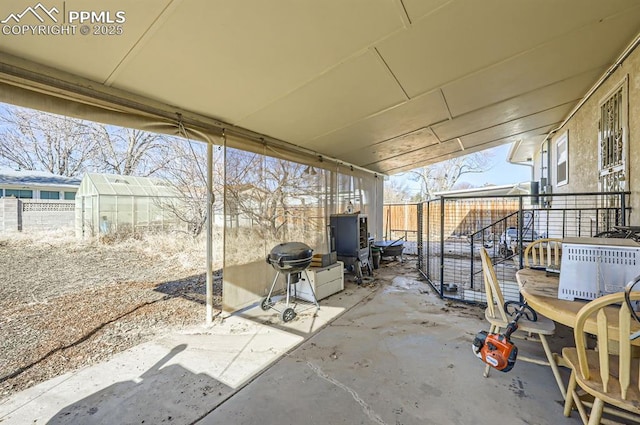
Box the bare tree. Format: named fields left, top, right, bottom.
left=224, top=150, right=316, bottom=240
left=158, top=143, right=310, bottom=240
left=261, top=157, right=305, bottom=239
left=92, top=125, right=173, bottom=176
left=155, top=139, right=220, bottom=237
left=408, top=151, right=494, bottom=200
left=224, top=151, right=274, bottom=235
left=0, top=106, right=97, bottom=176
left=0, top=104, right=175, bottom=178
left=384, top=177, right=413, bottom=203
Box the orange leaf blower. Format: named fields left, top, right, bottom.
left=472, top=301, right=537, bottom=372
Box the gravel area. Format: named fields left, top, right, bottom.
left=0, top=232, right=221, bottom=401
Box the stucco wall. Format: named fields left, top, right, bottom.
left=535, top=42, right=640, bottom=222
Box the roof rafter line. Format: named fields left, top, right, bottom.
left=393, top=0, right=412, bottom=28
left=306, top=64, right=601, bottom=150
left=538, top=31, right=640, bottom=148
left=371, top=46, right=410, bottom=100
left=367, top=119, right=561, bottom=169
left=104, top=0, right=182, bottom=86
left=348, top=125, right=439, bottom=152
left=380, top=131, right=556, bottom=174
left=369, top=121, right=561, bottom=172
left=438, top=88, right=453, bottom=120
left=235, top=39, right=407, bottom=125
left=305, top=92, right=449, bottom=145
left=405, top=0, right=453, bottom=27
left=426, top=5, right=640, bottom=103
left=234, top=4, right=450, bottom=126
left=0, top=54, right=381, bottom=177
left=439, top=64, right=606, bottom=120
left=431, top=99, right=579, bottom=142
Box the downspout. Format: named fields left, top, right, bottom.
left=206, top=137, right=214, bottom=324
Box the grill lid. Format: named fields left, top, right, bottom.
left=267, top=242, right=313, bottom=271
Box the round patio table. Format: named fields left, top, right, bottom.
left=516, top=268, right=640, bottom=344
left=517, top=268, right=640, bottom=423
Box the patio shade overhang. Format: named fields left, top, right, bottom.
left=0, top=0, right=639, bottom=173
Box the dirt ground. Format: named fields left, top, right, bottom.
left=0, top=231, right=220, bottom=401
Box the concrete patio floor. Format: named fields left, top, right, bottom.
left=0, top=258, right=582, bottom=425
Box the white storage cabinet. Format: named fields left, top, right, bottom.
left=296, top=261, right=344, bottom=302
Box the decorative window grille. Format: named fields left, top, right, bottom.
left=599, top=77, right=628, bottom=198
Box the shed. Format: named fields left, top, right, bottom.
left=75, top=173, right=184, bottom=238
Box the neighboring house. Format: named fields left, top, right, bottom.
left=509, top=41, right=640, bottom=225
left=433, top=182, right=532, bottom=198
left=0, top=167, right=81, bottom=232
left=431, top=183, right=531, bottom=238
left=0, top=167, right=81, bottom=200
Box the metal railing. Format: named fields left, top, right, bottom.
left=387, top=191, right=630, bottom=305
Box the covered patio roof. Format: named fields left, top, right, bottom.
left=1, top=1, right=639, bottom=174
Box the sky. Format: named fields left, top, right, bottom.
left=456, top=144, right=532, bottom=186
left=389, top=144, right=533, bottom=197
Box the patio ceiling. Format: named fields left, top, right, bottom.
left=0, top=0, right=639, bottom=174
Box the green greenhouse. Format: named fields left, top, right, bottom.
left=75, top=173, right=184, bottom=238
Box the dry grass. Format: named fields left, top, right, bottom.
left=0, top=226, right=329, bottom=400
left=0, top=230, right=222, bottom=400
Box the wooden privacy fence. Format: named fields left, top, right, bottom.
left=383, top=199, right=520, bottom=242
left=441, top=198, right=519, bottom=238
left=383, top=204, right=418, bottom=241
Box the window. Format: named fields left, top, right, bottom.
left=64, top=191, right=76, bottom=200
left=556, top=131, right=568, bottom=186
left=599, top=76, right=628, bottom=193
left=5, top=189, right=33, bottom=198
left=40, top=190, right=60, bottom=200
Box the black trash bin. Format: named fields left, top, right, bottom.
left=371, top=246, right=381, bottom=269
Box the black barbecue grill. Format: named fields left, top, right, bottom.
left=262, top=242, right=319, bottom=322
left=266, top=242, right=314, bottom=274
